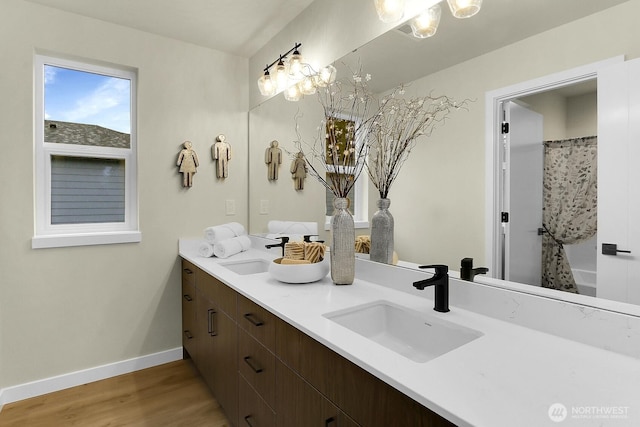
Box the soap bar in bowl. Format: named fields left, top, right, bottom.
left=269, top=257, right=330, bottom=284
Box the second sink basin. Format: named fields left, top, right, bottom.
left=219, top=259, right=270, bottom=275
left=324, top=301, right=482, bottom=363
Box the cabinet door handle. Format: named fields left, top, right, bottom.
left=183, top=294, right=193, bottom=302
left=325, top=417, right=336, bottom=426
left=243, top=313, right=264, bottom=327
left=243, top=356, right=263, bottom=373
left=244, top=415, right=255, bottom=427
left=208, top=309, right=218, bottom=336
left=183, top=268, right=193, bottom=275
left=184, top=330, right=193, bottom=339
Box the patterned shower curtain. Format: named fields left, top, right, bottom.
left=541, top=136, right=597, bottom=293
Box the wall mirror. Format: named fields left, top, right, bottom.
left=248, top=0, right=640, bottom=314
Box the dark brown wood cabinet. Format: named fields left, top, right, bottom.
left=181, top=258, right=456, bottom=427
left=181, top=260, right=198, bottom=359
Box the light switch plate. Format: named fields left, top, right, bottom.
left=260, top=199, right=269, bottom=215
left=225, top=199, right=236, bottom=215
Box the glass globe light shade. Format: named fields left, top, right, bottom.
left=275, top=59, right=288, bottom=90
left=316, top=64, right=337, bottom=87
left=299, top=76, right=317, bottom=95
left=446, top=0, right=482, bottom=18
left=410, top=4, right=441, bottom=38
left=257, top=71, right=276, bottom=96
left=374, top=0, right=406, bottom=23
left=289, top=50, right=303, bottom=80
left=283, top=83, right=303, bottom=101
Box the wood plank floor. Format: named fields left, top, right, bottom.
left=0, top=359, right=232, bottom=427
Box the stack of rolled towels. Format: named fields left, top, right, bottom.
left=199, top=222, right=251, bottom=259
left=280, top=241, right=326, bottom=264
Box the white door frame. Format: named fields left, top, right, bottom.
left=484, top=56, right=624, bottom=278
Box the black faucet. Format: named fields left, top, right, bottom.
left=265, top=236, right=289, bottom=256
left=303, top=234, right=325, bottom=243
left=413, top=264, right=450, bottom=313
left=460, top=257, right=488, bottom=282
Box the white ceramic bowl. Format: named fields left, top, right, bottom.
left=268, top=257, right=330, bottom=284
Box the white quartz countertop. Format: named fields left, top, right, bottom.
left=179, top=239, right=640, bottom=427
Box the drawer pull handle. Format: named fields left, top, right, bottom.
left=243, top=356, right=263, bottom=373
left=243, top=313, right=264, bottom=327
left=183, top=294, right=193, bottom=302
left=325, top=417, right=336, bottom=427
left=184, top=330, right=193, bottom=339
left=183, top=268, right=193, bottom=275
left=244, top=415, right=255, bottom=427
left=208, top=309, right=218, bottom=336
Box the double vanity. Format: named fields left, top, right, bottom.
left=179, top=237, right=640, bottom=426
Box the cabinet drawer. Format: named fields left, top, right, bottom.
left=239, top=328, right=276, bottom=409
left=181, top=280, right=197, bottom=356
left=181, top=259, right=196, bottom=287
left=238, top=294, right=276, bottom=351
left=239, top=376, right=276, bottom=427
left=197, top=268, right=237, bottom=319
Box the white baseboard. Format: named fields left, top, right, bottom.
left=0, top=347, right=183, bottom=412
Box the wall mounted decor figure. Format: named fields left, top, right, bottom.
left=177, top=140, right=199, bottom=187
left=265, top=140, right=282, bottom=180
left=290, top=151, right=307, bottom=191
left=212, top=134, right=232, bottom=178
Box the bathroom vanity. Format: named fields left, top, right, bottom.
left=179, top=238, right=640, bottom=427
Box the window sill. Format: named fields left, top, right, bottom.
left=32, top=231, right=142, bottom=249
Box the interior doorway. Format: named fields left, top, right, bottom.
left=485, top=56, right=624, bottom=298
left=501, top=82, right=598, bottom=296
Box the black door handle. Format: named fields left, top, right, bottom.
left=602, top=243, right=631, bottom=256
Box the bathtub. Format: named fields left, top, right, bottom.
left=573, top=268, right=596, bottom=297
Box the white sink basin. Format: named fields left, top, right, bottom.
left=324, top=301, right=482, bottom=363
left=219, top=259, right=270, bottom=275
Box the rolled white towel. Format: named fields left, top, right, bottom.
left=198, top=242, right=215, bottom=258
left=213, top=235, right=252, bottom=259
left=204, top=222, right=246, bottom=244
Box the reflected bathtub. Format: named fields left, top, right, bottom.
left=573, top=268, right=596, bottom=297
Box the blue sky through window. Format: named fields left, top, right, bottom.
left=44, top=65, right=131, bottom=134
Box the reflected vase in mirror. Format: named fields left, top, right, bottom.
left=370, top=198, right=394, bottom=264
left=331, top=197, right=355, bottom=285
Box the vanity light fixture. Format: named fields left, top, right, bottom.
left=410, top=3, right=442, bottom=38
left=257, top=43, right=340, bottom=101
left=257, top=42, right=304, bottom=96
left=374, top=0, right=482, bottom=38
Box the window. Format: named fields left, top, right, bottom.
left=33, top=54, right=140, bottom=248
left=323, top=116, right=368, bottom=230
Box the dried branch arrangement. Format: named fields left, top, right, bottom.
left=366, top=87, right=468, bottom=198
left=293, top=66, right=469, bottom=200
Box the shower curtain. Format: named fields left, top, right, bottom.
left=541, top=136, right=597, bottom=293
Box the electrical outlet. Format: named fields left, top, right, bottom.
left=225, top=199, right=236, bottom=215
left=260, top=199, right=269, bottom=215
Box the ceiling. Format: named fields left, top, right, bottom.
left=23, top=0, right=315, bottom=57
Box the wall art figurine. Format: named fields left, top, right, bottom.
left=265, top=140, right=282, bottom=181
left=290, top=151, right=307, bottom=191
left=212, top=134, right=232, bottom=179
left=177, top=140, right=199, bottom=187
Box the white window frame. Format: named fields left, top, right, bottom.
left=322, top=113, right=369, bottom=230
left=33, top=54, right=140, bottom=249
